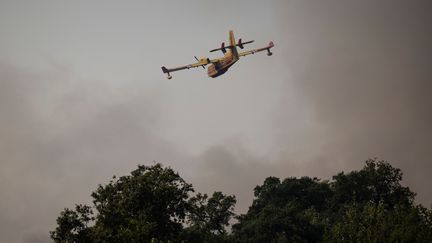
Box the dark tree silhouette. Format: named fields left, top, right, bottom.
left=50, top=163, right=236, bottom=243
left=232, top=159, right=432, bottom=243
left=51, top=159, right=432, bottom=242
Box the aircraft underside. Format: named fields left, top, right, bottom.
left=207, top=61, right=236, bottom=78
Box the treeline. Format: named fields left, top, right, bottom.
left=51, top=159, right=432, bottom=242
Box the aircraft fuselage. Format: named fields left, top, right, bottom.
left=207, top=50, right=238, bottom=78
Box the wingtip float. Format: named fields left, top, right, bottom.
left=161, top=30, right=274, bottom=79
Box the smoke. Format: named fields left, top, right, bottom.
left=0, top=62, right=186, bottom=242
left=187, top=0, right=432, bottom=212
left=277, top=0, right=432, bottom=203
left=1, top=1, right=432, bottom=242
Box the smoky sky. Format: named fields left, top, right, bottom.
left=1, top=1, right=432, bottom=242
left=280, top=0, right=432, bottom=198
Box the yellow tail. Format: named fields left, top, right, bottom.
left=229, top=30, right=239, bottom=59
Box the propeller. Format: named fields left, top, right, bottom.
left=194, top=56, right=206, bottom=69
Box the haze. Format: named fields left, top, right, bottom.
left=1, top=1, right=431, bottom=242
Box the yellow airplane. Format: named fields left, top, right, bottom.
left=161, top=30, right=274, bottom=79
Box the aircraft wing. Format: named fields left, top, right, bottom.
left=239, top=41, right=274, bottom=57
left=163, top=60, right=207, bottom=72
left=161, top=56, right=224, bottom=79
left=161, top=57, right=213, bottom=79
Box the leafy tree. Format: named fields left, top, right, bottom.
left=50, top=204, right=94, bottom=243
left=51, top=163, right=194, bottom=242
left=251, top=176, right=332, bottom=213
left=184, top=192, right=236, bottom=242
left=330, top=159, right=415, bottom=210
left=51, top=163, right=237, bottom=243
left=234, top=203, right=325, bottom=243
left=324, top=202, right=432, bottom=242
left=232, top=159, right=432, bottom=243
left=51, top=159, right=432, bottom=242
left=91, top=163, right=193, bottom=242
left=232, top=177, right=331, bottom=242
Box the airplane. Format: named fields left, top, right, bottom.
left=161, top=30, right=274, bottom=79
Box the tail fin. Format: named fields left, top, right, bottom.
left=229, top=30, right=236, bottom=47
left=228, top=30, right=239, bottom=59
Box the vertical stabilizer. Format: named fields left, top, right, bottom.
left=229, top=30, right=239, bottom=59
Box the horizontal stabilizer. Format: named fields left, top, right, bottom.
left=210, top=39, right=254, bottom=52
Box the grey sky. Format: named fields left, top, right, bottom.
left=1, top=1, right=431, bottom=242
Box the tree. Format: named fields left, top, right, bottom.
left=324, top=202, right=432, bottom=242
left=232, top=159, right=432, bottom=243
left=51, top=163, right=237, bottom=243
left=330, top=159, right=415, bottom=210
left=232, top=177, right=331, bottom=242
left=52, top=159, right=432, bottom=242
left=184, top=192, right=236, bottom=242
left=92, top=163, right=194, bottom=242
left=251, top=176, right=333, bottom=213
left=50, top=204, right=94, bottom=243
left=51, top=163, right=194, bottom=242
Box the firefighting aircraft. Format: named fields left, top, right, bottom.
left=161, top=30, right=274, bottom=79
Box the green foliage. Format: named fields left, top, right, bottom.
left=251, top=176, right=333, bottom=213
left=232, top=159, right=432, bottom=243
left=188, top=192, right=236, bottom=234
left=234, top=204, right=325, bottom=243
left=90, top=163, right=193, bottom=242
left=232, top=177, right=330, bottom=242
left=50, top=204, right=94, bottom=243
left=330, top=159, right=415, bottom=210
left=324, top=202, right=432, bottom=242
left=184, top=191, right=236, bottom=242
left=51, top=159, right=432, bottom=242
left=50, top=163, right=237, bottom=243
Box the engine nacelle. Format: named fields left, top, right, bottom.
left=194, top=56, right=210, bottom=69
left=267, top=49, right=273, bottom=56
left=238, top=38, right=244, bottom=49
left=201, top=57, right=211, bottom=64
left=220, top=42, right=227, bottom=53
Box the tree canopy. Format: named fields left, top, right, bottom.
left=51, top=163, right=235, bottom=242
left=51, top=159, right=432, bottom=242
